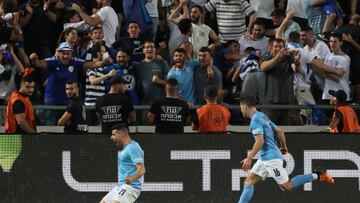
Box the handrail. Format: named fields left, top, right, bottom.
left=1, top=104, right=360, bottom=110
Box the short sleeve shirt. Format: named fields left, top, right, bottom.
left=44, top=56, right=85, bottom=105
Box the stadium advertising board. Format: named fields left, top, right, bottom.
left=0, top=133, right=359, bottom=203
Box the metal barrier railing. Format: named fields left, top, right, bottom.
left=1, top=104, right=359, bottom=126
left=1, top=104, right=360, bottom=110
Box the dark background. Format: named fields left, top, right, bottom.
left=0, top=133, right=359, bottom=203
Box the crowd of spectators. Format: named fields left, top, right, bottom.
left=1, top=0, right=360, bottom=131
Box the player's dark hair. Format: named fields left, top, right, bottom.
left=144, top=40, right=155, bottom=47
left=199, top=46, right=211, bottom=54
left=63, top=27, right=77, bottom=37
left=21, top=75, right=34, bottom=83
left=166, top=78, right=178, bottom=87
left=111, top=123, right=129, bottom=134
left=330, top=32, right=343, bottom=41
left=180, top=41, right=193, bottom=48
left=174, top=47, right=186, bottom=55
left=301, top=25, right=313, bottom=32
left=191, top=5, right=204, bottom=13
left=244, top=46, right=256, bottom=55
left=288, top=31, right=300, bottom=43
left=240, top=95, right=258, bottom=107
left=226, top=40, right=239, bottom=47
left=204, top=85, right=218, bottom=98
left=117, top=48, right=130, bottom=56
left=178, top=19, right=192, bottom=35
left=66, top=79, right=78, bottom=85
left=253, top=19, right=266, bottom=27
left=91, top=26, right=103, bottom=33
left=64, top=10, right=78, bottom=23
left=127, top=21, right=140, bottom=29
left=274, top=38, right=285, bottom=46
left=166, top=78, right=179, bottom=96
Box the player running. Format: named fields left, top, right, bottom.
left=101, top=124, right=145, bottom=203
left=238, top=96, right=334, bottom=203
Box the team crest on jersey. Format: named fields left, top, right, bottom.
left=134, top=40, right=140, bottom=45
left=85, top=53, right=92, bottom=61
left=68, top=66, right=74, bottom=72
left=123, top=74, right=135, bottom=90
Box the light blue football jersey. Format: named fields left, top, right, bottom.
left=118, top=140, right=144, bottom=190
left=249, top=111, right=282, bottom=161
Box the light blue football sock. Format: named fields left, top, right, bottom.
left=290, top=173, right=317, bottom=188
left=238, top=185, right=254, bottom=203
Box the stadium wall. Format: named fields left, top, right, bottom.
left=0, top=133, right=359, bottom=203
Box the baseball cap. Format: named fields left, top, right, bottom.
left=328, top=90, right=347, bottom=104
left=110, top=76, right=126, bottom=85
left=57, top=42, right=73, bottom=52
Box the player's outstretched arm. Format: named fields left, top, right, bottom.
left=125, top=163, right=146, bottom=184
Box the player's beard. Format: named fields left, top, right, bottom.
left=118, top=60, right=127, bottom=67
left=191, top=16, right=199, bottom=24
left=117, top=143, right=125, bottom=150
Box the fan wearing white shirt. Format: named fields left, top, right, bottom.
left=322, top=33, right=351, bottom=101
left=300, top=26, right=344, bottom=104
left=239, top=19, right=269, bottom=56
left=287, top=31, right=346, bottom=122
left=286, top=0, right=308, bottom=29
left=189, top=5, right=220, bottom=58
left=249, top=0, right=275, bottom=29
left=71, top=0, right=119, bottom=47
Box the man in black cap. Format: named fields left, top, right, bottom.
left=327, top=90, right=360, bottom=133
left=95, top=76, right=136, bottom=134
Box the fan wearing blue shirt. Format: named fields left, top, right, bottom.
left=167, top=48, right=197, bottom=104
left=103, top=49, right=140, bottom=105
left=29, top=42, right=112, bottom=124
left=101, top=123, right=145, bottom=203
left=237, top=96, right=335, bottom=203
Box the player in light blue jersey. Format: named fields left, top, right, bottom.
left=238, top=96, right=334, bottom=203
left=101, top=124, right=145, bottom=203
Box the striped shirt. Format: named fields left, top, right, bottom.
left=85, top=68, right=106, bottom=106
left=205, top=0, right=254, bottom=42
left=303, top=0, right=326, bottom=34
